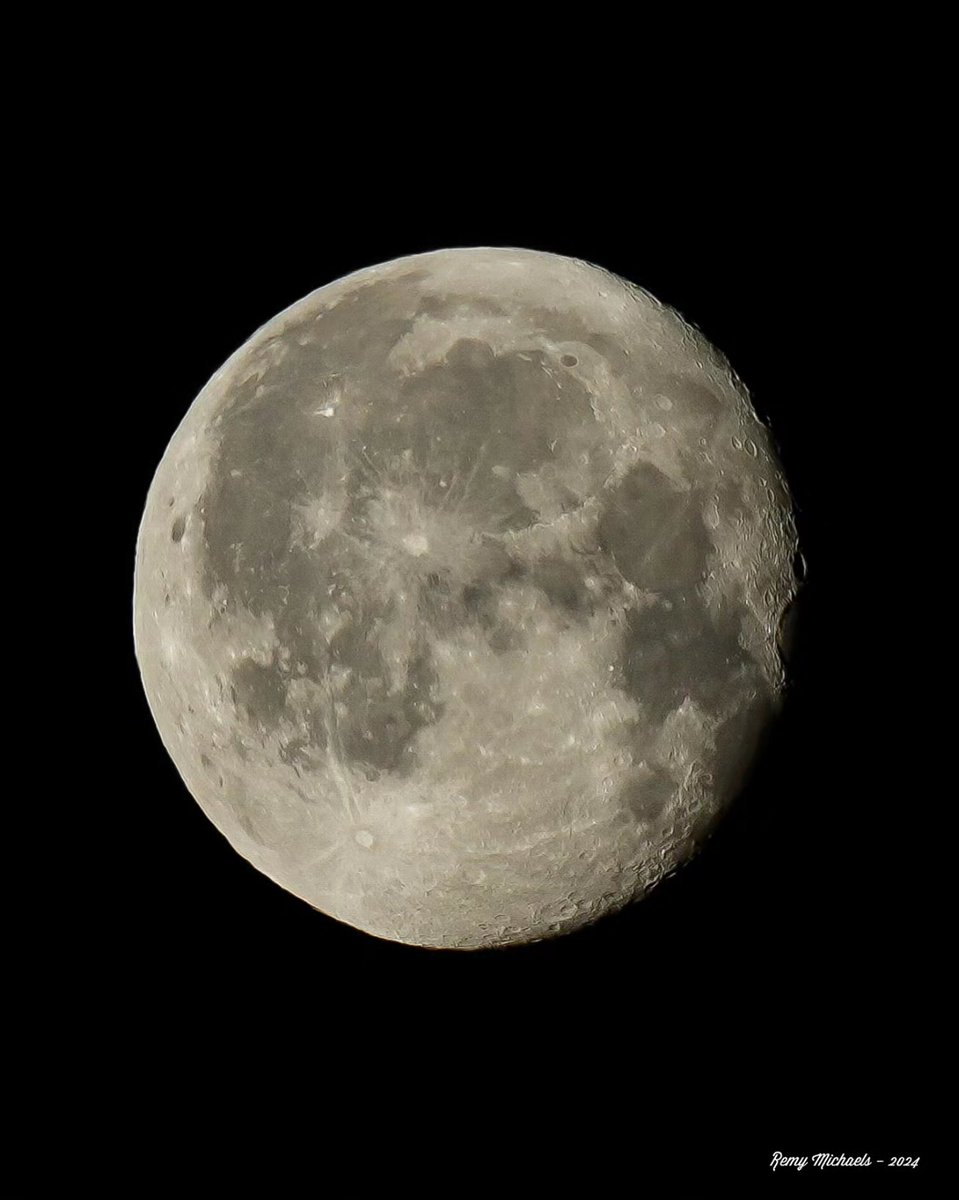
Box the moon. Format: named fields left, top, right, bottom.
left=134, top=247, right=799, bottom=949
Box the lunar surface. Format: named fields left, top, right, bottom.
left=134, top=247, right=799, bottom=949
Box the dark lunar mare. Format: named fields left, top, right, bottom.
left=196, top=279, right=774, bottom=812
left=197, top=292, right=616, bottom=779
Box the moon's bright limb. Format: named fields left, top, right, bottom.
left=134, top=248, right=799, bottom=949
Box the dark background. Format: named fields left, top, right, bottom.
left=34, top=104, right=940, bottom=1190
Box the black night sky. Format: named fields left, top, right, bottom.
left=23, top=85, right=941, bottom=1193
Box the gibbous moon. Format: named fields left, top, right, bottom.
left=134, top=247, right=798, bottom=949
